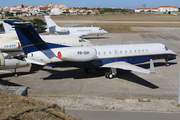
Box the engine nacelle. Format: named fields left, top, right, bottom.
left=57, top=47, right=97, bottom=62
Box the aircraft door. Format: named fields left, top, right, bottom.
left=0, top=53, right=5, bottom=66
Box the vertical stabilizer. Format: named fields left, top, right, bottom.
left=3, top=22, right=16, bottom=34
left=44, top=16, right=59, bottom=29
left=4, top=20, right=69, bottom=58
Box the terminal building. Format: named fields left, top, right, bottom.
left=135, top=6, right=179, bottom=14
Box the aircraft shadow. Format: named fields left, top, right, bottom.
left=0, top=72, right=35, bottom=87
left=0, top=72, right=35, bottom=79
left=116, top=70, right=159, bottom=89
left=42, top=68, right=159, bottom=89
left=0, top=79, right=22, bottom=86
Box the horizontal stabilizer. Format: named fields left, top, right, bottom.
left=25, top=58, right=46, bottom=66
left=101, top=61, right=150, bottom=74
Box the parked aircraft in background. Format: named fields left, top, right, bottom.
left=5, top=20, right=176, bottom=79
left=0, top=52, right=29, bottom=75
left=0, top=22, right=94, bottom=56
left=44, top=16, right=108, bottom=37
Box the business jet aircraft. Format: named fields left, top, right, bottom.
left=44, top=16, right=108, bottom=36
left=0, top=52, right=29, bottom=75
left=5, top=20, right=176, bottom=79
left=0, top=22, right=94, bottom=56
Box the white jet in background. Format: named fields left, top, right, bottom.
left=0, top=22, right=94, bottom=56
left=44, top=16, right=108, bottom=37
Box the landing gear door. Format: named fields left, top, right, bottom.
left=0, top=53, right=5, bottom=66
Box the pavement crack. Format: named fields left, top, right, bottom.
left=76, top=79, right=86, bottom=95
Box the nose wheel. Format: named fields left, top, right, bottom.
left=165, top=58, right=169, bottom=66
left=14, top=68, right=18, bottom=77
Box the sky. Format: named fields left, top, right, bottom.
left=0, top=0, right=179, bottom=9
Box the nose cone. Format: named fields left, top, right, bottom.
left=169, top=49, right=177, bottom=56
left=104, top=30, right=108, bottom=34
left=19, top=60, right=29, bottom=67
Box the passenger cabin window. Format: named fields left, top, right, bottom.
left=98, top=52, right=101, bottom=56
left=130, top=50, right=132, bottom=53
left=109, top=51, right=112, bottom=55
left=138, top=50, right=140, bottom=53
left=134, top=50, right=136, bottom=53
left=120, top=51, right=122, bottom=54
left=142, top=49, right=144, bottom=53
left=146, top=49, right=148, bottom=52
left=125, top=50, right=127, bottom=54
left=104, top=52, right=106, bottom=55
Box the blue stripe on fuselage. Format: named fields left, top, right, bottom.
left=46, top=54, right=176, bottom=68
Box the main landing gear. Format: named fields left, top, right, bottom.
left=105, top=68, right=117, bottom=79
left=84, top=68, right=117, bottom=79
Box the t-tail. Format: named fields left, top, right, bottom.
left=3, top=22, right=16, bottom=34
left=4, top=20, right=70, bottom=58
left=44, top=16, right=60, bottom=33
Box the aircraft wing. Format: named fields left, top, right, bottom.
left=101, top=61, right=150, bottom=74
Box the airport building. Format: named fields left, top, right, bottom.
left=135, top=6, right=179, bottom=14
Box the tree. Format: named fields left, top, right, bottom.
left=5, top=11, right=13, bottom=16
left=31, top=18, right=45, bottom=29
left=21, top=4, right=24, bottom=8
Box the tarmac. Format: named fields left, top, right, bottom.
left=66, top=109, right=180, bottom=120
left=0, top=27, right=180, bottom=98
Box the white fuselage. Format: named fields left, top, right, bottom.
left=0, top=33, right=94, bottom=56
left=55, top=27, right=108, bottom=36
left=26, top=43, right=176, bottom=67
left=44, top=16, right=108, bottom=36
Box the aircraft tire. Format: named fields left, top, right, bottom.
left=108, top=73, right=114, bottom=79
left=105, top=71, right=109, bottom=78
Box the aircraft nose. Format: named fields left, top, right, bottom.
left=170, top=49, right=177, bottom=56
left=104, top=30, right=108, bottom=34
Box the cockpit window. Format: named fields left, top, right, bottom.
left=165, top=46, right=169, bottom=51
left=79, top=39, right=85, bottom=42
left=99, top=28, right=103, bottom=30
